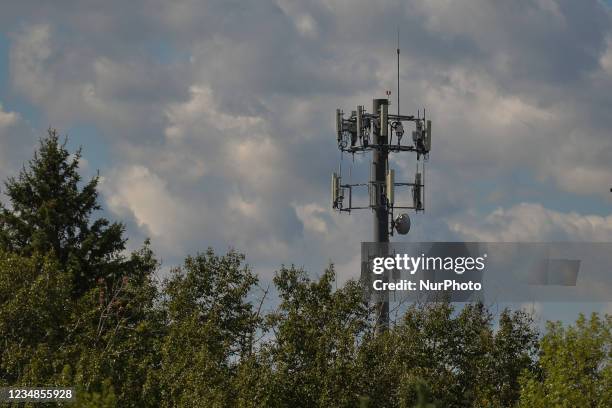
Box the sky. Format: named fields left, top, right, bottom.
left=0, top=1, right=611, bottom=320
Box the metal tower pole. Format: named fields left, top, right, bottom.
left=332, top=91, right=431, bottom=335
left=372, top=98, right=389, bottom=332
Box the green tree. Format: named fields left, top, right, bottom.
left=519, top=313, right=611, bottom=407
left=0, top=129, right=127, bottom=296
left=0, top=251, right=72, bottom=386
left=154, top=249, right=260, bottom=407
left=235, top=265, right=373, bottom=408
left=357, top=302, right=538, bottom=408
left=66, top=242, right=162, bottom=407
left=0, top=130, right=161, bottom=407
left=0, top=232, right=161, bottom=407
left=4, top=128, right=611, bottom=408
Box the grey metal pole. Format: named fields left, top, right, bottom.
left=372, top=98, right=389, bottom=332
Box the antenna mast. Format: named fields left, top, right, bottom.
left=397, top=28, right=400, bottom=117
left=331, top=37, right=433, bottom=333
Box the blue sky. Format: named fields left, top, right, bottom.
left=0, top=0, right=611, bottom=322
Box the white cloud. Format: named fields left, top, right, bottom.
left=450, top=203, right=612, bottom=242
left=9, top=24, right=53, bottom=104
left=276, top=0, right=319, bottom=38
left=9, top=23, right=188, bottom=134
left=101, top=165, right=198, bottom=255
left=294, top=203, right=329, bottom=234
left=0, top=105, right=19, bottom=128
left=600, top=35, right=612, bottom=75
left=2, top=1, right=612, bottom=282
left=165, top=86, right=266, bottom=140
left=0, top=103, right=35, bottom=179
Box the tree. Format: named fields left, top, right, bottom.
left=356, top=302, right=538, bottom=408
left=154, top=249, right=260, bottom=407
left=275, top=266, right=372, bottom=407
left=0, top=130, right=162, bottom=407
left=0, top=251, right=71, bottom=385
left=519, top=313, right=611, bottom=407
left=2, top=129, right=610, bottom=407
left=0, top=237, right=161, bottom=407
left=236, top=265, right=373, bottom=408
left=0, top=129, right=127, bottom=296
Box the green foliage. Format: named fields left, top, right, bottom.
left=356, top=302, right=538, bottom=408
left=75, top=379, right=117, bottom=408
left=244, top=266, right=373, bottom=407
left=0, top=129, right=127, bottom=296
left=154, top=250, right=259, bottom=407
left=518, top=313, right=611, bottom=408
left=0, top=252, right=71, bottom=385
left=0, top=245, right=161, bottom=407
left=0, top=131, right=162, bottom=407
left=0, top=130, right=610, bottom=407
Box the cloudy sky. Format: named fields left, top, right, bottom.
left=1, top=0, right=612, bottom=300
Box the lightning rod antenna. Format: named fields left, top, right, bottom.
left=397, top=27, right=400, bottom=117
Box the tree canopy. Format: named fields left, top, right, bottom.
left=0, top=129, right=130, bottom=296
left=518, top=313, right=611, bottom=407
left=0, top=130, right=609, bottom=407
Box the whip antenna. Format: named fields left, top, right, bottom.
left=397, top=27, right=400, bottom=116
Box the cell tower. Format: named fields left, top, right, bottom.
left=331, top=41, right=432, bottom=331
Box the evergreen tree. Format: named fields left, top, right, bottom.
left=0, top=129, right=127, bottom=295
left=0, top=129, right=162, bottom=407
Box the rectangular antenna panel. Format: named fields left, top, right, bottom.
left=380, top=104, right=388, bottom=137
left=386, top=169, right=395, bottom=205
left=331, top=172, right=339, bottom=207
left=413, top=172, right=422, bottom=210
left=425, top=120, right=432, bottom=152
left=350, top=110, right=357, bottom=146
left=336, top=109, right=343, bottom=141
left=357, top=105, right=364, bottom=138
left=370, top=163, right=376, bottom=208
